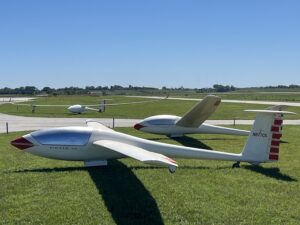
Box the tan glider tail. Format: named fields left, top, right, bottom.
left=175, top=95, right=221, bottom=128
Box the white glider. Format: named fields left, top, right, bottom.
left=11, top=102, right=103, bottom=114
left=11, top=110, right=295, bottom=172
left=12, top=98, right=165, bottom=114
left=134, top=95, right=249, bottom=137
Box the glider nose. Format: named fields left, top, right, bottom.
left=11, top=137, right=34, bottom=150
left=134, top=123, right=145, bottom=130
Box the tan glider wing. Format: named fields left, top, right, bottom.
left=175, top=95, right=221, bottom=128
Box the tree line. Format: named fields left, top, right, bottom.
left=0, top=84, right=299, bottom=95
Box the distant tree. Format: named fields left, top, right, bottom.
left=42, top=87, right=54, bottom=94
left=85, top=86, right=95, bottom=91
left=23, top=86, right=38, bottom=95
left=213, top=84, right=236, bottom=92
left=110, top=85, right=123, bottom=90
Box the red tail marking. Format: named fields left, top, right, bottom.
left=270, top=147, right=279, bottom=153
left=269, top=117, right=284, bottom=161
left=271, top=140, right=280, bottom=146
left=272, top=133, right=282, bottom=139
left=269, top=154, right=279, bottom=160
left=274, top=119, right=283, bottom=125
left=271, top=126, right=280, bottom=132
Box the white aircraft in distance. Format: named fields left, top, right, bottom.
left=11, top=110, right=295, bottom=172
left=12, top=98, right=164, bottom=114
left=134, top=95, right=249, bottom=137
left=13, top=102, right=104, bottom=114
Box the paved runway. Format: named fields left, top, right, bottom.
left=0, top=113, right=141, bottom=133
left=0, top=97, right=35, bottom=104
left=1, top=112, right=300, bottom=133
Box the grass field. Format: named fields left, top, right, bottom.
left=1, top=126, right=299, bottom=225
left=1, top=95, right=300, bottom=119
left=171, top=91, right=300, bottom=102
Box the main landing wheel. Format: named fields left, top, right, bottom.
left=232, top=161, right=240, bottom=168
left=169, top=166, right=177, bottom=173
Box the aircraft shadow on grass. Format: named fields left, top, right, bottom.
left=243, top=165, right=297, bottom=182
left=148, top=136, right=213, bottom=150
left=14, top=161, right=165, bottom=225
left=170, top=136, right=213, bottom=149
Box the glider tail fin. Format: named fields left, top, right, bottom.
left=175, top=95, right=221, bottom=128
left=99, top=100, right=106, bottom=112
left=241, top=110, right=295, bottom=164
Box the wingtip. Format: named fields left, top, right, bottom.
left=85, top=119, right=99, bottom=124
left=205, top=94, right=221, bottom=101
left=244, top=109, right=296, bottom=115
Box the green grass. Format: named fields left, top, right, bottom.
left=1, top=95, right=300, bottom=119
left=171, top=91, right=300, bottom=102
left=1, top=126, right=300, bottom=225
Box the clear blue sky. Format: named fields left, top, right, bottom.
left=0, top=0, right=299, bottom=89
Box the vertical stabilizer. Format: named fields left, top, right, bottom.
left=241, top=110, right=295, bottom=164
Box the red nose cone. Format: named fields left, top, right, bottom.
left=134, top=123, right=145, bottom=130
left=11, top=137, right=34, bottom=150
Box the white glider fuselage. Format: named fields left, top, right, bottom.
left=68, top=105, right=87, bottom=114
left=18, top=126, right=242, bottom=162
left=134, top=115, right=249, bottom=137
left=11, top=110, right=294, bottom=172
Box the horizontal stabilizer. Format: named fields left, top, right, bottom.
left=244, top=109, right=296, bottom=115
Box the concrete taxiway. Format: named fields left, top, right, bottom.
left=1, top=113, right=300, bottom=134
left=0, top=97, right=35, bottom=104
left=0, top=113, right=141, bottom=133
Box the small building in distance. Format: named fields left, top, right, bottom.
left=89, top=91, right=103, bottom=96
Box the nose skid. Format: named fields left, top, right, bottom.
left=11, top=137, right=34, bottom=150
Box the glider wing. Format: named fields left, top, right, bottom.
left=93, top=140, right=178, bottom=168
left=86, top=120, right=113, bottom=132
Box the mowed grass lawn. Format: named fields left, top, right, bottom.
left=1, top=95, right=300, bottom=119
left=1, top=126, right=299, bottom=225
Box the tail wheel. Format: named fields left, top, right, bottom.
left=232, top=161, right=240, bottom=168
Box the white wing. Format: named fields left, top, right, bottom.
left=12, top=98, right=164, bottom=107
left=104, top=99, right=165, bottom=106
left=93, top=140, right=178, bottom=168
left=85, top=107, right=99, bottom=111
left=12, top=103, right=71, bottom=107
left=176, top=95, right=221, bottom=128
left=85, top=120, right=113, bottom=132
